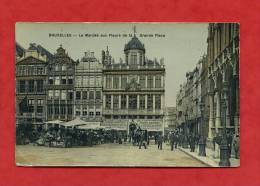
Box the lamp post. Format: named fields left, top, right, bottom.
left=183, top=113, right=189, bottom=148
left=198, top=102, right=206, bottom=156
left=219, top=83, right=231, bottom=167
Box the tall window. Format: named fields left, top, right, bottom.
left=106, top=76, right=112, bottom=89
left=28, top=80, right=34, bottom=92
left=139, top=53, right=143, bottom=64
left=54, top=105, right=59, bottom=115
left=19, top=80, right=26, bottom=93
left=113, top=95, right=119, bottom=109
left=113, top=76, right=119, bottom=89
left=147, top=94, right=153, bottom=110
left=67, top=105, right=72, bottom=115
left=130, top=53, right=137, bottom=65
left=106, top=95, right=111, bottom=109
left=96, top=76, right=101, bottom=86
left=140, top=76, right=146, bottom=88
left=121, top=76, right=127, bottom=89
left=147, top=75, right=153, bottom=88
left=83, top=76, right=88, bottom=86
left=155, top=95, right=161, bottom=109
left=28, top=99, right=34, bottom=112
left=60, top=105, right=66, bottom=115
left=121, top=95, right=126, bottom=109
left=89, top=76, right=94, bottom=86
left=76, top=91, right=81, bottom=100
left=61, top=76, right=66, bottom=85
left=61, top=90, right=66, bottom=100
left=47, top=105, right=53, bottom=115
left=68, top=92, right=73, bottom=100
left=139, top=95, right=145, bottom=110
left=61, top=65, right=66, bottom=71
left=54, top=76, right=60, bottom=85
left=68, top=76, right=73, bottom=85
left=36, top=80, right=43, bottom=92
left=96, top=91, right=101, bottom=99
left=37, top=99, right=43, bottom=113
left=54, top=90, right=60, bottom=99
left=129, top=95, right=137, bottom=109
left=155, top=75, right=161, bottom=88
left=49, top=77, right=53, bottom=85
left=82, top=91, right=88, bottom=100
left=89, top=91, right=94, bottom=100
left=48, top=90, right=53, bottom=99
left=55, top=65, right=59, bottom=71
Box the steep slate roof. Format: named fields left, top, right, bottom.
left=124, top=35, right=145, bottom=52
left=16, top=42, right=25, bottom=57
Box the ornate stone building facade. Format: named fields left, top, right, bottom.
left=16, top=43, right=52, bottom=125
left=102, top=35, right=165, bottom=132
left=176, top=59, right=203, bottom=136
left=74, top=51, right=103, bottom=122
left=46, top=45, right=76, bottom=121
left=206, top=23, right=240, bottom=139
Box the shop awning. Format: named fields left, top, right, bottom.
left=60, top=118, right=89, bottom=127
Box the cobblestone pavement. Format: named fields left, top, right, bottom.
left=16, top=143, right=208, bottom=167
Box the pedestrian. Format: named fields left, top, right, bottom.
left=138, top=131, right=147, bottom=149
left=169, top=132, right=175, bottom=151
left=189, top=134, right=196, bottom=152
left=157, top=133, right=163, bottom=150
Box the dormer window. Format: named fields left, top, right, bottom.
left=130, top=53, right=137, bottom=65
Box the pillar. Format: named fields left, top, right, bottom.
left=208, top=92, right=214, bottom=139
left=215, top=90, right=221, bottom=133
left=137, top=95, right=140, bottom=109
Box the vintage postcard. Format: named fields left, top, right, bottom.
left=15, top=23, right=240, bottom=167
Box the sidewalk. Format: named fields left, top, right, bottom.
left=178, top=146, right=240, bottom=167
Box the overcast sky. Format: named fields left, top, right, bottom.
left=16, top=23, right=208, bottom=107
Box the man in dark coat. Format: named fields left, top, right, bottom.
left=189, top=134, right=196, bottom=152
left=157, top=133, right=163, bottom=150
left=169, top=132, right=175, bottom=151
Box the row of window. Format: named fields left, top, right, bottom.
left=16, top=66, right=45, bottom=76
left=75, top=91, right=101, bottom=100
left=125, top=52, right=143, bottom=65
left=105, top=94, right=161, bottom=110
left=23, top=99, right=44, bottom=113
left=49, top=76, right=73, bottom=85
left=104, top=115, right=162, bottom=119
left=47, top=105, right=73, bottom=115
left=106, top=75, right=162, bottom=89
left=18, top=80, right=44, bottom=93
left=75, top=76, right=102, bottom=87
left=49, top=64, right=73, bottom=72
left=75, top=111, right=101, bottom=116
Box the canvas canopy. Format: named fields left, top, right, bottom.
left=45, top=120, right=63, bottom=124
left=60, top=118, right=89, bottom=127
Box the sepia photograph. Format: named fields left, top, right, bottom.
left=15, top=23, right=240, bottom=167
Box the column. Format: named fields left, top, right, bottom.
left=126, top=95, right=129, bottom=109
left=103, top=94, right=106, bottom=109
left=215, top=90, right=221, bottom=133
left=214, top=90, right=221, bottom=159
left=137, top=95, right=140, bottom=109
left=153, top=94, right=155, bottom=113
left=145, top=95, right=148, bottom=109
left=208, top=92, right=214, bottom=139
left=119, top=95, right=121, bottom=109
left=111, top=95, right=113, bottom=109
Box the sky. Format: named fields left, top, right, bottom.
left=16, top=23, right=208, bottom=107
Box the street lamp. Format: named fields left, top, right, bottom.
left=198, top=102, right=206, bottom=156
left=183, top=113, right=189, bottom=148
left=219, top=84, right=231, bottom=167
